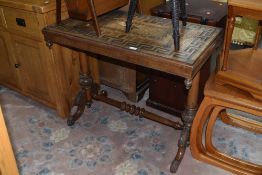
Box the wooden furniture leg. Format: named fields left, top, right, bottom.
left=126, top=0, right=138, bottom=32
left=64, top=51, right=183, bottom=130
left=254, top=21, right=262, bottom=50
left=221, top=6, right=235, bottom=71
left=170, top=72, right=200, bottom=173
left=87, top=0, right=101, bottom=36
left=67, top=52, right=94, bottom=126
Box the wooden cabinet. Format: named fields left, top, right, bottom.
left=0, top=0, right=62, bottom=114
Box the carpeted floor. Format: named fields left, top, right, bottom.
left=0, top=85, right=261, bottom=175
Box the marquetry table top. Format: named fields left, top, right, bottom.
left=43, top=10, right=222, bottom=78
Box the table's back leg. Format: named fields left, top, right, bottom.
left=126, top=0, right=138, bottom=32
left=171, top=0, right=180, bottom=51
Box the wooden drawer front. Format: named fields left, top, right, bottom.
left=3, top=7, right=40, bottom=37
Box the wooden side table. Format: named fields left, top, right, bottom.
left=42, top=10, right=223, bottom=173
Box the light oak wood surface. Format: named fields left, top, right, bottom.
left=0, top=1, right=70, bottom=117
left=218, top=0, right=262, bottom=101
left=0, top=107, right=19, bottom=175
left=0, top=0, right=61, bottom=13
left=229, top=0, right=262, bottom=12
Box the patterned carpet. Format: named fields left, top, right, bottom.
left=0, top=85, right=261, bottom=175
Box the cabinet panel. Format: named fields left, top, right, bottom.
left=0, top=31, right=18, bottom=88
left=11, top=35, right=52, bottom=104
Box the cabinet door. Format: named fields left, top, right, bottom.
left=11, top=34, right=53, bottom=105
left=0, top=31, right=19, bottom=88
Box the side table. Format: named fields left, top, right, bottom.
left=43, top=10, right=223, bottom=173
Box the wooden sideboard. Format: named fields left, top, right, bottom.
left=0, top=0, right=161, bottom=117
left=0, top=1, right=60, bottom=107
left=0, top=0, right=70, bottom=117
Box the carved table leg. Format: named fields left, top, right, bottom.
left=126, top=0, right=138, bottom=32
left=171, top=0, right=180, bottom=51
left=67, top=53, right=94, bottom=126
left=170, top=72, right=200, bottom=173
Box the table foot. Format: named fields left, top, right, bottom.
left=67, top=90, right=88, bottom=126
left=67, top=70, right=93, bottom=126
left=170, top=106, right=197, bottom=173
left=170, top=126, right=190, bottom=173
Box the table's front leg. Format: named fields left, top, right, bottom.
left=170, top=72, right=200, bottom=173
left=67, top=53, right=94, bottom=126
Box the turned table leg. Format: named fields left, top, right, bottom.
left=170, top=72, right=200, bottom=173
left=67, top=52, right=94, bottom=126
